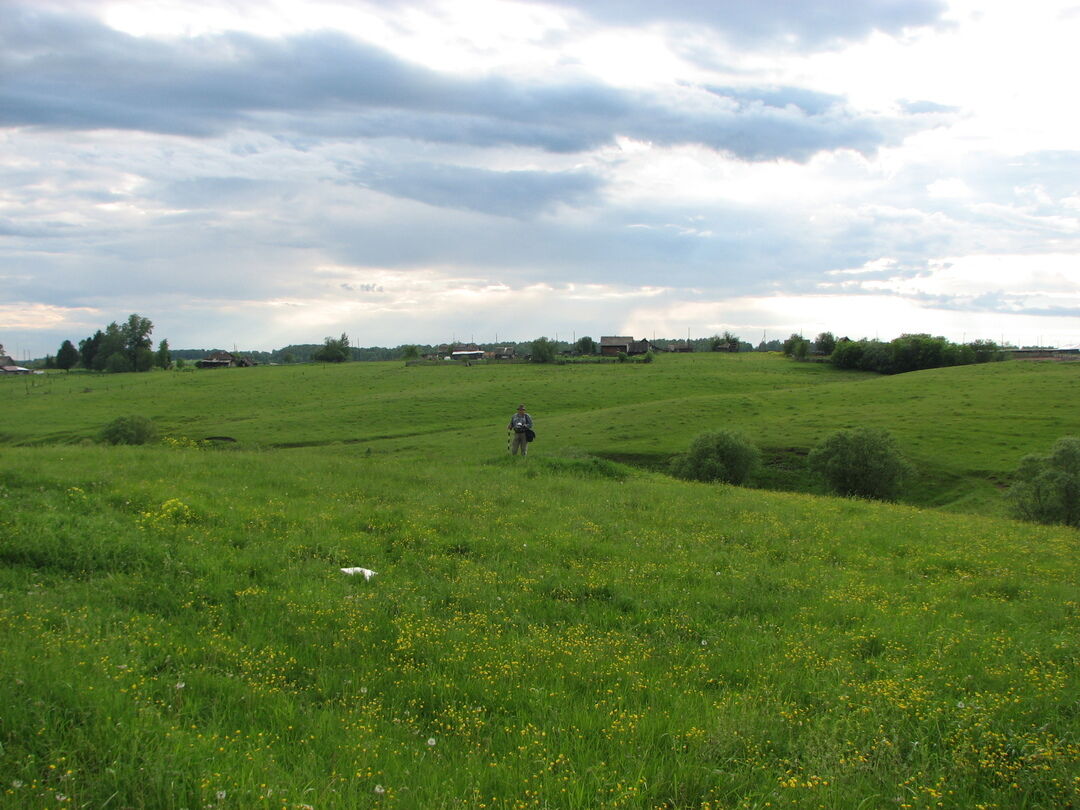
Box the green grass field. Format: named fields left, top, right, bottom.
left=1, top=354, right=1077, bottom=808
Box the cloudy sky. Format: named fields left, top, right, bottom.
left=3, top=0, right=1079, bottom=358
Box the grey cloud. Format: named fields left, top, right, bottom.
left=542, top=0, right=947, bottom=49
left=0, top=218, right=73, bottom=238
left=711, top=86, right=847, bottom=116
left=1, top=7, right=935, bottom=163
left=901, top=290, right=1080, bottom=319
left=313, top=195, right=861, bottom=293
left=346, top=162, right=603, bottom=217
left=157, top=177, right=286, bottom=209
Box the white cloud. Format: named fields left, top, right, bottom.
left=927, top=178, right=972, bottom=199
left=2, top=0, right=1080, bottom=358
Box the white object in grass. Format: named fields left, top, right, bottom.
left=340, top=567, right=377, bottom=580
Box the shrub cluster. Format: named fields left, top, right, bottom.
left=1008, top=436, right=1080, bottom=527
left=670, top=430, right=760, bottom=485
left=100, top=416, right=159, bottom=446
left=808, top=427, right=912, bottom=501
left=829, top=334, right=1003, bottom=374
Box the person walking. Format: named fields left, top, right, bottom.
left=507, top=404, right=533, bottom=456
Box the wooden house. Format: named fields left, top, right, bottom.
left=599, top=336, right=651, bottom=356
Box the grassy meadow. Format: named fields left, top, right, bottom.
left=0, top=354, right=1077, bottom=808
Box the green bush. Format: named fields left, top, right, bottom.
left=100, top=415, right=159, bottom=446
left=808, top=427, right=911, bottom=501
left=670, top=430, right=760, bottom=485
left=1007, top=436, right=1080, bottom=527
left=530, top=337, right=556, bottom=364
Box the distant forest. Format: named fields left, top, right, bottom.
left=170, top=336, right=775, bottom=364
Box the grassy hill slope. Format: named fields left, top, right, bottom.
left=1, top=355, right=1077, bottom=808
left=7, top=354, right=1079, bottom=514
left=1, top=443, right=1077, bottom=809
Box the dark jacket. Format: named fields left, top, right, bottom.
left=508, top=412, right=533, bottom=432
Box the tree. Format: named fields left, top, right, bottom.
left=782, top=333, right=809, bottom=359
left=670, top=430, right=760, bottom=485
left=401, top=345, right=420, bottom=360
left=156, top=339, right=172, bottom=370
left=56, top=340, right=79, bottom=370
left=969, top=339, right=1003, bottom=364
left=830, top=338, right=862, bottom=368
left=574, top=336, right=596, bottom=356
left=314, top=333, right=350, bottom=362
left=95, top=322, right=128, bottom=372
left=122, top=313, right=155, bottom=371
left=814, top=332, right=836, bottom=356
left=1007, top=436, right=1080, bottom=527
left=105, top=351, right=133, bottom=373
left=79, top=330, right=104, bottom=369
left=808, top=427, right=912, bottom=501
left=530, top=337, right=556, bottom=364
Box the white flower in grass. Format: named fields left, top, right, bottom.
left=216, top=790, right=227, bottom=800
left=175, top=681, right=186, bottom=689
left=374, top=784, right=386, bottom=794
left=427, top=737, right=436, bottom=747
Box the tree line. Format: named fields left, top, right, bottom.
left=35, top=327, right=1006, bottom=373
left=47, top=314, right=170, bottom=373
left=782, top=332, right=1004, bottom=373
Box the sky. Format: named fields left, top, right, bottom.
left=2, top=0, right=1080, bottom=359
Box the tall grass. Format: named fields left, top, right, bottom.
left=1, top=355, right=1078, bottom=807
left=1, top=441, right=1076, bottom=808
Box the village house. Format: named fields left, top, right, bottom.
left=0, top=344, right=31, bottom=374
left=196, top=351, right=255, bottom=368
left=599, top=336, right=652, bottom=357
